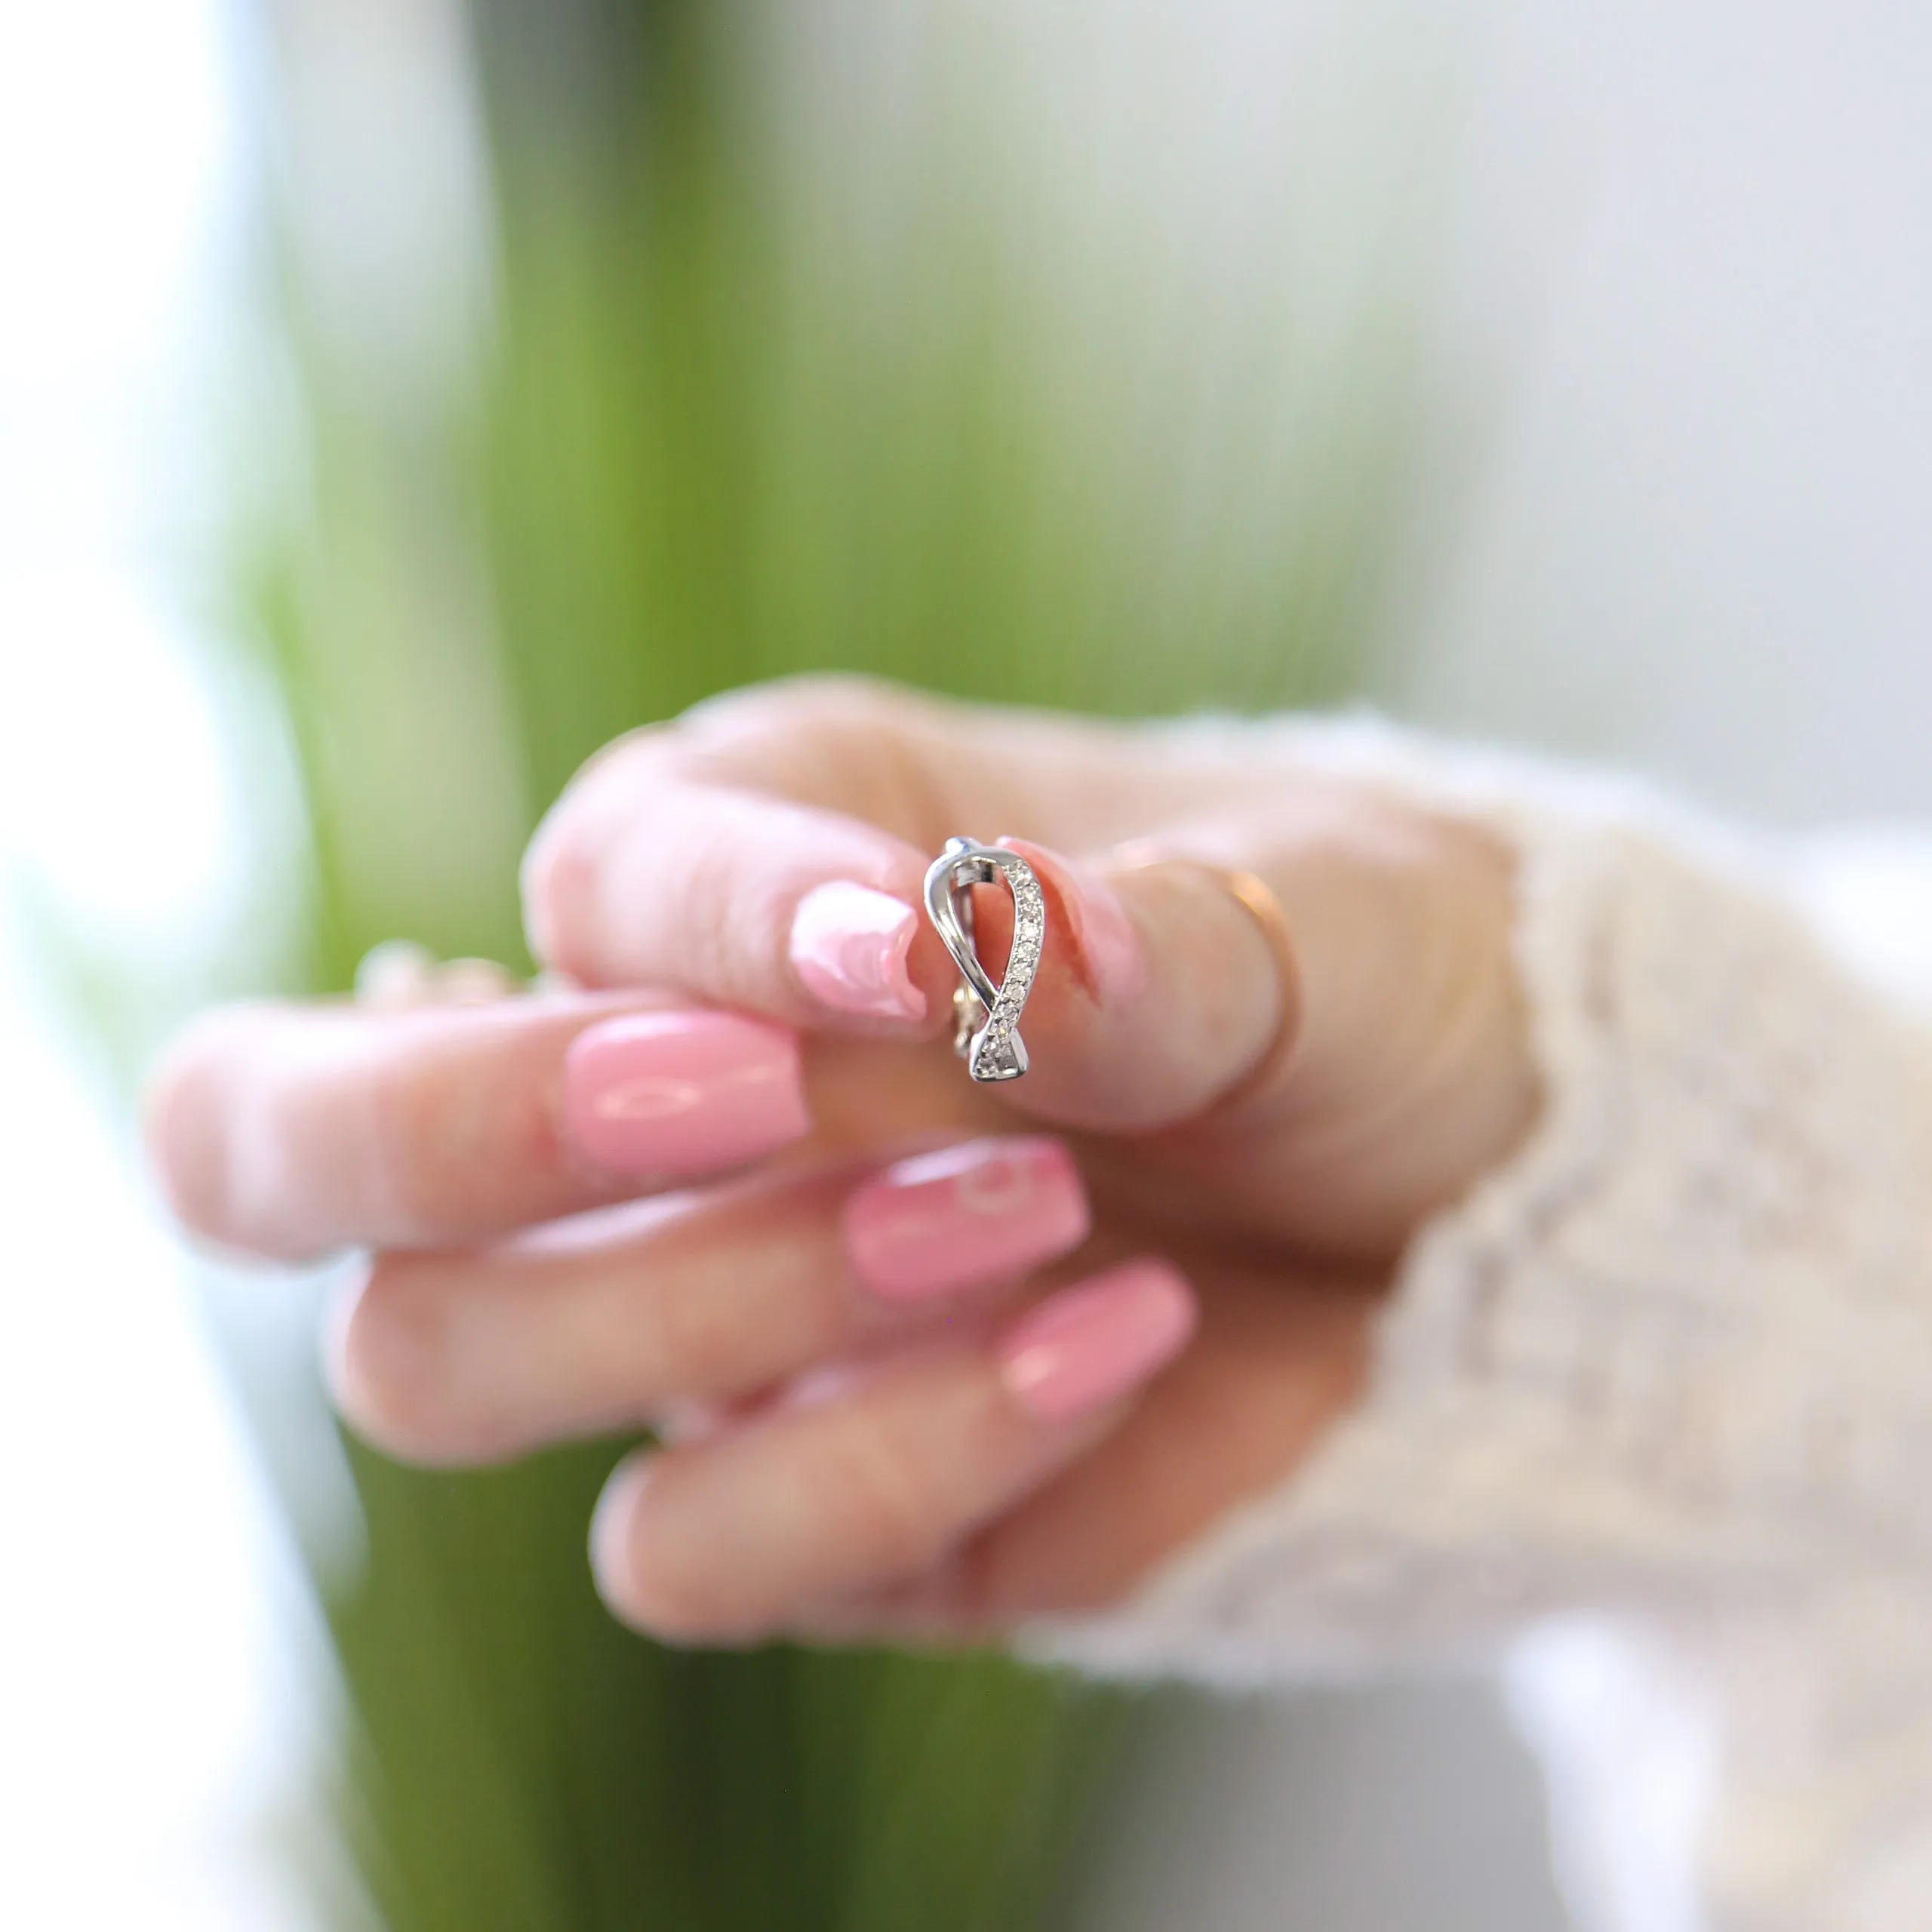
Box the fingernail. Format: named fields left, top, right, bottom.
left=842, top=1137, right=1091, bottom=1301
left=789, top=882, right=927, bottom=1023
left=563, top=1011, right=811, bottom=1177
left=589, top=1456, right=657, bottom=1620
left=519, top=817, right=578, bottom=966
left=998, top=838, right=1148, bottom=1007
left=354, top=937, right=438, bottom=1010
left=998, top=1259, right=1196, bottom=1422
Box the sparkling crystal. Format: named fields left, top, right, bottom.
left=929, top=840, right=1043, bottom=1085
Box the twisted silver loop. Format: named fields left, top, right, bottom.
left=921, top=838, right=1044, bottom=1083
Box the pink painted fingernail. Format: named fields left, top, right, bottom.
left=998, top=1259, right=1196, bottom=1422
left=789, top=882, right=927, bottom=1023
left=563, top=1011, right=811, bottom=1177
left=998, top=838, right=1148, bottom=1007
left=842, top=1137, right=1091, bottom=1302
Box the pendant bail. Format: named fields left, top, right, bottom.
left=921, top=837, right=1045, bottom=1083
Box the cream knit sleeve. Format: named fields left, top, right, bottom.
left=1026, top=720, right=1932, bottom=1932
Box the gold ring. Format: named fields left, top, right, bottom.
left=1107, top=844, right=1302, bottom=1116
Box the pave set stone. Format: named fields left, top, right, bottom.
left=989, top=878, right=1042, bottom=1027
left=967, top=857, right=1042, bottom=1076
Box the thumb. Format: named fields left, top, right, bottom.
left=986, top=804, right=1535, bottom=1257
left=957, top=836, right=1284, bottom=1134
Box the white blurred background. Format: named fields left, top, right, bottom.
left=5, top=0, right=1931, bottom=1924
left=0, top=3, right=331, bottom=1926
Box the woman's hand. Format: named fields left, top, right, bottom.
left=146, top=678, right=1537, bottom=1646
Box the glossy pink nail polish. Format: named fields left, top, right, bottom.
left=842, top=1137, right=1091, bottom=1301
left=789, top=881, right=928, bottom=1022
left=998, top=838, right=1147, bottom=1007
left=563, top=1011, right=811, bottom=1177
left=998, top=1259, right=1196, bottom=1422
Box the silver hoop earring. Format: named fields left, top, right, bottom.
left=922, top=838, right=1044, bottom=1082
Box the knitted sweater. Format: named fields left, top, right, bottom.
left=1031, top=721, right=1932, bottom=1932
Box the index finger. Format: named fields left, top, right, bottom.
left=521, top=680, right=1288, bottom=1136
left=521, top=677, right=1209, bottom=1014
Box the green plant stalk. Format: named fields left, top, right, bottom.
left=224, top=1, right=1422, bottom=1925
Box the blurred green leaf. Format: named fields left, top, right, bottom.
left=224, top=0, right=1420, bottom=1925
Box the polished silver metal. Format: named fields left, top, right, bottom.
left=922, top=838, right=1044, bottom=1082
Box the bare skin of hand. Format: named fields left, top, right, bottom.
left=146, top=678, right=1538, bottom=1647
